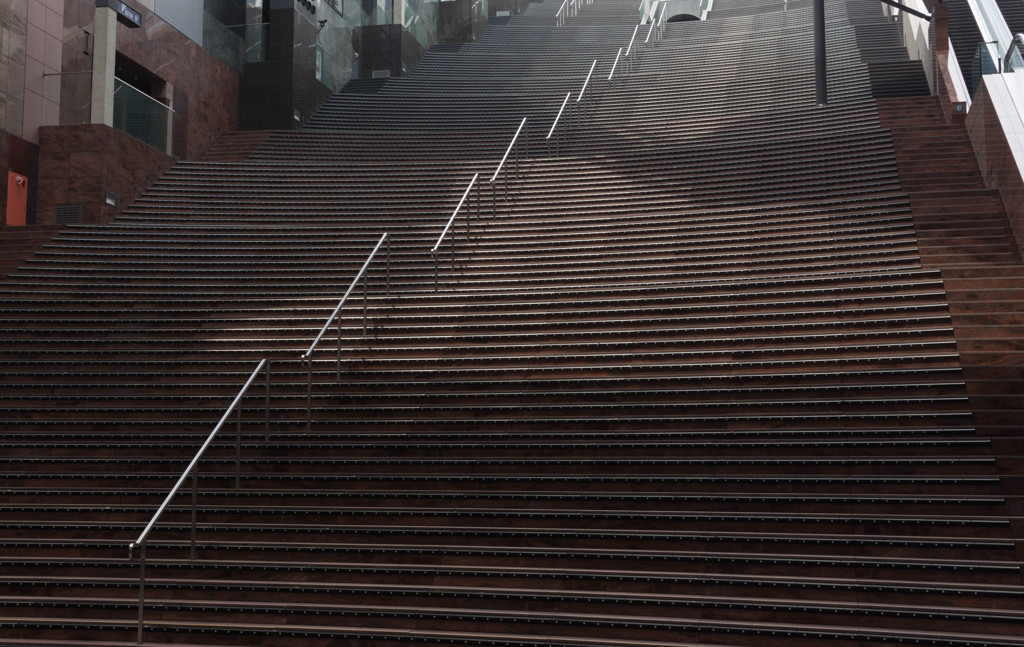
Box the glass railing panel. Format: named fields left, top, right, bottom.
left=1005, top=40, right=1024, bottom=73
left=112, top=78, right=172, bottom=154
left=245, top=22, right=269, bottom=63
left=972, top=40, right=1001, bottom=92
left=203, top=12, right=246, bottom=72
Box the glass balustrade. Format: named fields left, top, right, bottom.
left=112, top=78, right=173, bottom=154
left=972, top=40, right=1002, bottom=92
left=245, top=22, right=269, bottom=63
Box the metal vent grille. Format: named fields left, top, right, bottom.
left=53, top=204, right=83, bottom=225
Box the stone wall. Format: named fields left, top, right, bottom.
left=36, top=124, right=174, bottom=225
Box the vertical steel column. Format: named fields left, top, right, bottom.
left=337, top=314, right=342, bottom=378
left=362, top=276, right=368, bottom=336
left=814, top=0, right=827, bottom=105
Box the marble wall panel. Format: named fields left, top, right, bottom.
left=36, top=124, right=173, bottom=225
left=61, top=0, right=240, bottom=161
left=114, top=3, right=240, bottom=160
left=1, top=0, right=28, bottom=140
left=966, top=78, right=1024, bottom=254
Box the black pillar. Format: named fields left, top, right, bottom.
left=814, top=0, right=827, bottom=105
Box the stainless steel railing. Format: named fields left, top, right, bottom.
left=546, top=91, right=573, bottom=154
left=556, top=0, right=568, bottom=26
left=625, top=25, right=639, bottom=73
left=608, top=46, right=624, bottom=81
left=300, top=232, right=391, bottom=429
left=432, top=174, right=480, bottom=291
left=1004, top=32, right=1024, bottom=72
left=575, top=59, right=598, bottom=128
left=556, top=0, right=593, bottom=26
left=128, top=357, right=271, bottom=644
left=489, top=117, right=528, bottom=216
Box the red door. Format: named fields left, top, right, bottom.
left=6, top=171, right=28, bottom=226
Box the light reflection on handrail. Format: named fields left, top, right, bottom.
left=432, top=174, right=480, bottom=291
left=128, top=358, right=269, bottom=559
left=625, top=25, right=639, bottom=56
left=128, top=357, right=270, bottom=643
left=432, top=175, right=479, bottom=254
left=608, top=47, right=623, bottom=80
left=301, top=232, right=391, bottom=429
left=303, top=232, right=391, bottom=358
left=547, top=92, right=572, bottom=139
left=491, top=118, right=527, bottom=183
left=577, top=60, right=598, bottom=102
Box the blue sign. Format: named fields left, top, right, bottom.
left=97, top=0, right=142, bottom=27
left=116, top=2, right=142, bottom=27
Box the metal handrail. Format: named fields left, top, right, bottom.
left=625, top=24, right=639, bottom=57
left=577, top=60, right=598, bottom=102
left=546, top=91, right=572, bottom=155
left=432, top=174, right=479, bottom=290
left=1004, top=32, right=1024, bottom=72
left=432, top=174, right=480, bottom=255
left=608, top=47, right=623, bottom=80
left=490, top=117, right=527, bottom=184
left=574, top=59, right=599, bottom=129
left=556, top=0, right=567, bottom=25
left=128, top=357, right=271, bottom=644
left=489, top=117, right=527, bottom=217
left=547, top=92, right=572, bottom=140
left=300, top=232, right=391, bottom=429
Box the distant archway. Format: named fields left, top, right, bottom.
left=666, top=13, right=699, bottom=21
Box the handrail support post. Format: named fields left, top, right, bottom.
left=190, top=467, right=197, bottom=560
left=136, top=543, right=146, bottom=644
left=306, top=358, right=312, bottom=432
left=235, top=402, right=241, bottom=489
left=362, top=276, right=368, bottom=337
left=265, top=359, right=271, bottom=442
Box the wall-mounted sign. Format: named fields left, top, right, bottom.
left=96, top=1, right=142, bottom=28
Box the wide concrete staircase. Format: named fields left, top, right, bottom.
left=0, top=1, right=1022, bottom=646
